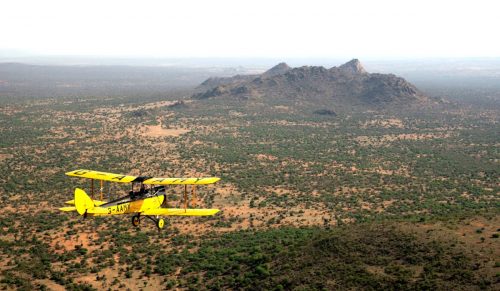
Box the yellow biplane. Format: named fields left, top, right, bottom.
left=60, top=169, right=220, bottom=230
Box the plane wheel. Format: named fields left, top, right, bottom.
left=157, top=218, right=165, bottom=229
left=132, top=215, right=141, bottom=227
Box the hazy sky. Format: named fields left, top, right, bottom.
left=1, top=0, right=499, bottom=59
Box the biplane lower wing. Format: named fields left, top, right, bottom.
left=67, top=188, right=218, bottom=217
left=141, top=208, right=220, bottom=216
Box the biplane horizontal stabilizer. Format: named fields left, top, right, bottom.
left=59, top=206, right=76, bottom=212
left=86, top=207, right=110, bottom=215
left=65, top=199, right=106, bottom=206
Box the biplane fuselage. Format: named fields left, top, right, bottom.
left=60, top=169, right=221, bottom=230
left=89, top=192, right=165, bottom=217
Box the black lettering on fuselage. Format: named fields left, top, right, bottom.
left=73, top=170, right=88, bottom=175
left=115, top=203, right=129, bottom=213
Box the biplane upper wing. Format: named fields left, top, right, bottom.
left=142, top=208, right=220, bottom=216
left=66, top=169, right=220, bottom=185
left=65, top=169, right=137, bottom=183
left=143, top=177, right=220, bottom=185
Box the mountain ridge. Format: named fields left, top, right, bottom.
left=193, top=59, right=430, bottom=108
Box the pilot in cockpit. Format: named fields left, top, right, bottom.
left=130, top=183, right=147, bottom=199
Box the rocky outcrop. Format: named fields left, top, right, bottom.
left=193, top=59, right=429, bottom=107
left=262, top=62, right=292, bottom=77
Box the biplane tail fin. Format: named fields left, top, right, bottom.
left=74, top=188, right=95, bottom=215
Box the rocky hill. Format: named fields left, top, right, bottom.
left=197, top=74, right=258, bottom=90
left=193, top=59, right=430, bottom=108
left=262, top=62, right=292, bottom=77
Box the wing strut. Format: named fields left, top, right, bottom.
left=191, top=185, right=197, bottom=207
left=100, top=180, right=104, bottom=201
left=183, top=185, right=188, bottom=212
left=90, top=179, right=95, bottom=199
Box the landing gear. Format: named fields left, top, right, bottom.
left=157, top=218, right=165, bottom=229
left=131, top=214, right=141, bottom=227
left=143, top=215, right=166, bottom=231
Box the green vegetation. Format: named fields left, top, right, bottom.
left=152, top=223, right=495, bottom=290
left=0, top=77, right=498, bottom=289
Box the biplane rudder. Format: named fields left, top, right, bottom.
left=74, top=188, right=95, bottom=215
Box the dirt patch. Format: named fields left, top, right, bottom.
left=229, top=110, right=246, bottom=117
left=362, top=118, right=404, bottom=128
left=355, top=132, right=453, bottom=147
left=35, top=279, right=66, bottom=291
left=255, top=154, right=278, bottom=161
left=95, top=100, right=186, bottom=114
left=140, top=124, right=190, bottom=138
left=51, top=232, right=97, bottom=253
left=273, top=105, right=291, bottom=111
left=0, top=153, right=13, bottom=161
